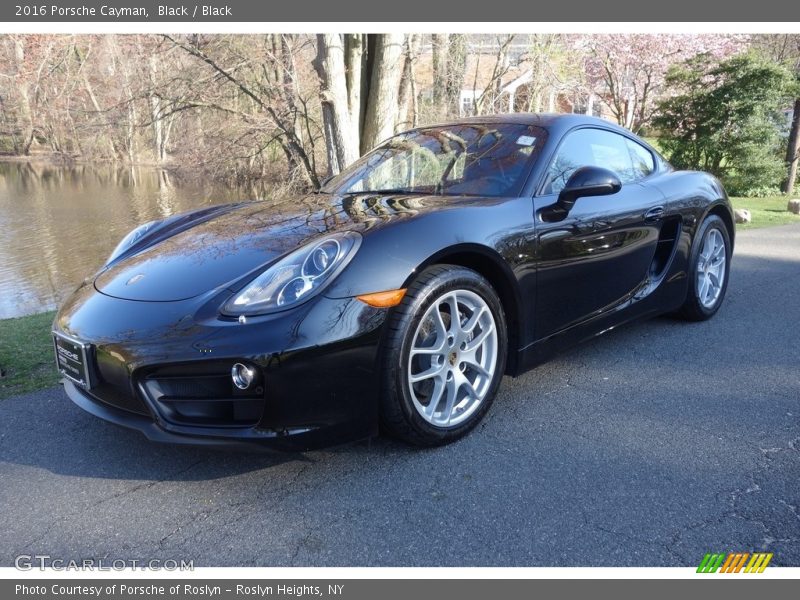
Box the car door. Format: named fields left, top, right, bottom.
left=532, top=127, right=665, bottom=340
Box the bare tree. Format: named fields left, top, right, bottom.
left=313, top=34, right=360, bottom=176
left=444, top=34, right=467, bottom=116
left=344, top=34, right=366, bottom=136
left=361, top=34, right=404, bottom=152
left=2, top=36, right=54, bottom=155
left=397, top=34, right=420, bottom=131
left=314, top=33, right=406, bottom=175
left=163, top=34, right=320, bottom=187
left=469, top=35, right=517, bottom=115
left=431, top=34, right=448, bottom=118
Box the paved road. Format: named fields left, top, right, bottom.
left=1, top=224, right=798, bottom=567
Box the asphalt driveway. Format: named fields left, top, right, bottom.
left=1, top=224, right=798, bottom=567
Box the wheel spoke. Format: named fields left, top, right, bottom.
left=465, top=323, right=494, bottom=352
left=461, top=379, right=479, bottom=400
left=442, top=377, right=458, bottom=425
left=698, top=275, right=710, bottom=302
left=410, top=362, right=445, bottom=383
left=465, top=360, right=492, bottom=380
left=426, top=378, right=445, bottom=418
left=462, top=305, right=487, bottom=334
left=411, top=343, right=445, bottom=356
left=432, top=306, right=448, bottom=338
left=704, top=279, right=715, bottom=302
left=444, top=294, right=461, bottom=334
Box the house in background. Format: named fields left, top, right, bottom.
left=414, top=39, right=614, bottom=121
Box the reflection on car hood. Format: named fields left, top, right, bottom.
left=94, top=192, right=472, bottom=302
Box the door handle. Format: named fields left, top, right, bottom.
left=644, top=206, right=665, bottom=222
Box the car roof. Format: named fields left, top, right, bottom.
left=410, top=112, right=670, bottom=167
left=420, top=112, right=634, bottom=138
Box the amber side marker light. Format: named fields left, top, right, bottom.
left=356, top=289, right=407, bottom=308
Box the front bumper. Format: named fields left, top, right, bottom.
left=63, top=380, right=368, bottom=451
left=54, top=282, right=387, bottom=450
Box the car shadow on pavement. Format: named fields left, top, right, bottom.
left=0, top=382, right=422, bottom=483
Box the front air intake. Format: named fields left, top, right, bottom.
left=139, top=368, right=265, bottom=428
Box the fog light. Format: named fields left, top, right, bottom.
left=231, top=362, right=256, bottom=390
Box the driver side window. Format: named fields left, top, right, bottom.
left=544, top=128, right=640, bottom=195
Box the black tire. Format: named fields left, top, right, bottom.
left=678, top=214, right=731, bottom=321
left=379, top=265, right=507, bottom=446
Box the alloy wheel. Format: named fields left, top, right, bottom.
left=696, top=228, right=726, bottom=308
left=407, top=289, right=498, bottom=428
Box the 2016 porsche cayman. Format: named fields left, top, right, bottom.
left=53, top=114, right=733, bottom=449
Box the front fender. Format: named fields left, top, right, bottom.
left=323, top=196, right=535, bottom=299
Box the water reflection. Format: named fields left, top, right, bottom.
left=0, top=162, right=248, bottom=319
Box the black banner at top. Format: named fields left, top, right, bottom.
left=2, top=0, right=799, bottom=22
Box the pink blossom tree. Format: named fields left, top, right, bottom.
left=577, top=34, right=746, bottom=133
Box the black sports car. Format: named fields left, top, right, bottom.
left=53, top=114, right=733, bottom=449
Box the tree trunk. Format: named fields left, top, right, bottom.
left=361, top=34, right=404, bottom=153
left=531, top=91, right=543, bottom=113
left=162, top=112, right=175, bottom=162
left=344, top=34, right=365, bottom=135
left=279, top=34, right=309, bottom=176
left=78, top=48, right=118, bottom=158
left=149, top=57, right=164, bottom=162
left=783, top=97, right=800, bottom=194
left=396, top=34, right=419, bottom=132
left=444, top=34, right=467, bottom=117
left=431, top=34, right=449, bottom=118
left=109, top=37, right=138, bottom=163
left=410, top=63, right=419, bottom=128
left=13, top=38, right=35, bottom=155
left=313, top=34, right=360, bottom=176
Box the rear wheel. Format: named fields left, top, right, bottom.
left=679, top=214, right=731, bottom=321
left=380, top=265, right=507, bottom=446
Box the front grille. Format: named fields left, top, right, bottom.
left=140, top=371, right=265, bottom=428
left=89, top=383, right=151, bottom=416
left=156, top=377, right=231, bottom=399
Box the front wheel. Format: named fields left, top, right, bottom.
left=679, top=214, right=731, bottom=321
left=380, top=265, right=507, bottom=446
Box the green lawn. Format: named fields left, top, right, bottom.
left=730, top=195, right=800, bottom=229
left=0, top=311, right=59, bottom=399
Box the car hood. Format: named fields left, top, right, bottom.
left=94, top=192, right=463, bottom=302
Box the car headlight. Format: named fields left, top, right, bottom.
left=106, top=220, right=159, bottom=265
left=223, top=231, right=361, bottom=316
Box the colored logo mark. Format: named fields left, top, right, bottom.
left=697, top=552, right=773, bottom=573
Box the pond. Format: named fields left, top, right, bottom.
left=0, top=161, right=255, bottom=319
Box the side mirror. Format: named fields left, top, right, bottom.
left=557, top=166, right=622, bottom=213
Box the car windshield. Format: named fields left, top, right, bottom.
left=322, top=123, right=547, bottom=197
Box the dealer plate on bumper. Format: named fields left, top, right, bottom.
left=53, top=332, right=92, bottom=389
